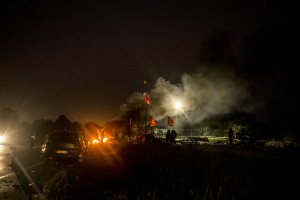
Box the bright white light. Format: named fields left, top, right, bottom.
left=174, top=101, right=182, bottom=110
left=0, top=135, right=6, bottom=143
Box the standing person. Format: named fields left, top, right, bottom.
left=145, top=129, right=156, bottom=143
left=100, top=130, right=105, bottom=143
left=30, top=131, right=36, bottom=150
left=171, top=130, right=177, bottom=144
left=228, top=128, right=233, bottom=145
left=42, top=132, right=49, bottom=145
left=145, top=130, right=151, bottom=143
left=166, top=129, right=171, bottom=144
left=114, top=130, right=119, bottom=144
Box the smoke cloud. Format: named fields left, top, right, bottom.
left=120, top=65, right=250, bottom=129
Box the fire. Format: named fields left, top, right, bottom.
left=92, top=139, right=100, bottom=144
left=103, top=137, right=108, bottom=143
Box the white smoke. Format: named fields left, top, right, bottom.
left=120, top=66, right=250, bottom=129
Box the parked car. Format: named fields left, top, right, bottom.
left=40, top=130, right=87, bottom=164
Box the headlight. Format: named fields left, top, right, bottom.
left=0, top=135, right=6, bottom=143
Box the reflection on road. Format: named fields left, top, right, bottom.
left=0, top=144, right=12, bottom=170
left=0, top=144, right=27, bottom=199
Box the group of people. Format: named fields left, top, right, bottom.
left=166, top=129, right=177, bottom=144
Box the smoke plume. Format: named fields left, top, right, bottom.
left=120, top=66, right=250, bottom=129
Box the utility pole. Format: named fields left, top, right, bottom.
left=138, top=87, right=143, bottom=131
left=144, top=80, right=148, bottom=134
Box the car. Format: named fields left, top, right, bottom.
left=40, top=130, right=87, bottom=164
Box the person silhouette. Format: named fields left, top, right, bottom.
left=30, top=131, right=36, bottom=150
left=166, top=129, right=171, bottom=144
left=228, top=128, right=233, bottom=145
left=114, top=130, right=119, bottom=144
left=171, top=130, right=177, bottom=144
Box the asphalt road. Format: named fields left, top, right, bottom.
left=9, top=142, right=121, bottom=199
left=0, top=144, right=27, bottom=200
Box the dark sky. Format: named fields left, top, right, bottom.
left=0, top=0, right=297, bottom=125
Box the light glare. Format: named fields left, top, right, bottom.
left=174, top=101, right=182, bottom=110
left=0, top=135, right=6, bottom=143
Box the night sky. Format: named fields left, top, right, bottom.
left=0, top=0, right=297, bottom=126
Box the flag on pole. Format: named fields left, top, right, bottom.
left=167, top=116, right=174, bottom=126
left=150, top=117, right=156, bottom=126
left=144, top=94, right=150, bottom=105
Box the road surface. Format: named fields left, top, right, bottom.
left=0, top=144, right=27, bottom=199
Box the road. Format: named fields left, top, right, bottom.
left=0, top=144, right=27, bottom=199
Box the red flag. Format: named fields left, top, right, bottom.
left=144, top=94, right=150, bottom=105
left=167, top=116, right=174, bottom=126
left=150, top=117, right=156, bottom=126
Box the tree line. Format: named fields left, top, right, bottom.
left=0, top=107, right=298, bottom=145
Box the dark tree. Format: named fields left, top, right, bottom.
left=31, top=119, right=54, bottom=139
left=0, top=107, right=20, bottom=131
left=262, top=117, right=286, bottom=141
left=71, top=121, right=84, bottom=131
left=54, top=115, right=71, bottom=131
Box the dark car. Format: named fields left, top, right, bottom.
left=40, top=131, right=87, bottom=163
